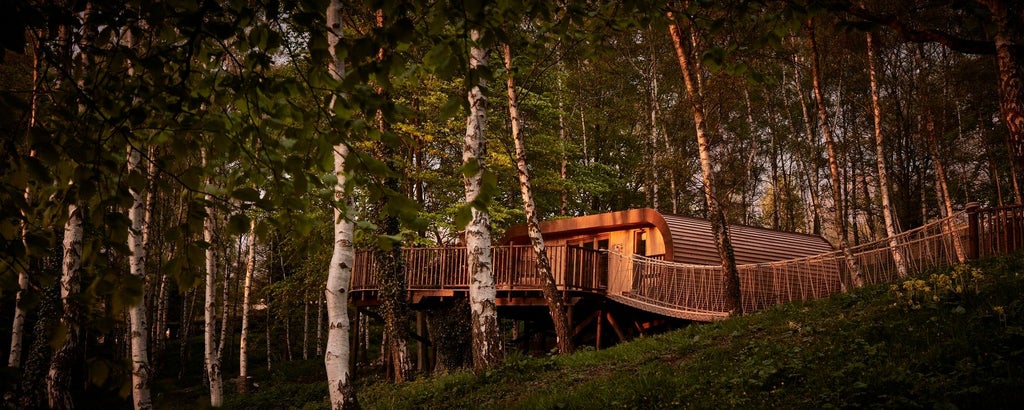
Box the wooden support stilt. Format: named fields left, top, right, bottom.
left=352, top=308, right=361, bottom=369
left=605, top=312, right=627, bottom=342
left=596, top=309, right=604, bottom=350
left=416, top=311, right=427, bottom=373
left=572, top=310, right=600, bottom=337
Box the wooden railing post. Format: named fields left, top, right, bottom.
left=967, top=202, right=980, bottom=260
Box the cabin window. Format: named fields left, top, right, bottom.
left=634, top=230, right=647, bottom=256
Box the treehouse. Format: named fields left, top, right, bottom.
left=348, top=208, right=840, bottom=357
left=500, top=208, right=836, bottom=297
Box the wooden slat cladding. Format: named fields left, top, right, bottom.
left=661, top=214, right=835, bottom=265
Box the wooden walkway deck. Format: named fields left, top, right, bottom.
left=349, top=204, right=1024, bottom=323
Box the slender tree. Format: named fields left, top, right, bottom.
left=806, top=20, right=863, bottom=289
left=238, top=219, right=256, bottom=393
left=324, top=0, right=357, bottom=406
left=503, top=43, right=574, bottom=354
left=667, top=11, right=742, bottom=316
left=866, top=32, right=907, bottom=277
left=202, top=150, right=224, bottom=407
left=464, top=27, right=504, bottom=369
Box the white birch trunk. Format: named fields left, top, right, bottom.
left=668, top=14, right=743, bottom=315
left=465, top=28, right=502, bottom=370
left=47, top=203, right=83, bottom=409
left=866, top=32, right=907, bottom=277
left=127, top=145, right=153, bottom=410
left=504, top=44, right=573, bottom=354
left=325, top=0, right=356, bottom=407
left=238, top=219, right=256, bottom=393
left=9, top=35, right=39, bottom=368
left=203, top=152, right=223, bottom=407
left=807, top=21, right=863, bottom=289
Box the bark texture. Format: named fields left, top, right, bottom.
left=503, top=43, right=574, bottom=354
left=464, top=28, right=504, bottom=370
left=807, top=20, right=863, bottom=289
left=866, top=32, right=907, bottom=277
left=668, top=13, right=743, bottom=316
left=238, top=219, right=256, bottom=393
left=47, top=203, right=83, bottom=410
left=324, top=1, right=358, bottom=407
left=202, top=152, right=223, bottom=407
left=127, top=145, right=153, bottom=410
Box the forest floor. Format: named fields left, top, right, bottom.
left=170, top=253, right=1024, bottom=409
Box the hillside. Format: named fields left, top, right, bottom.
left=349, top=254, right=1024, bottom=409
left=212, top=253, right=1024, bottom=409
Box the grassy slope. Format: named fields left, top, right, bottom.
left=227, top=254, right=1024, bottom=409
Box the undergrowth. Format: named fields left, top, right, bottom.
left=169, top=254, right=1024, bottom=409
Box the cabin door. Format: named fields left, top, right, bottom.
left=567, top=236, right=609, bottom=290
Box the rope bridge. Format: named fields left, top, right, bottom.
left=609, top=203, right=1024, bottom=321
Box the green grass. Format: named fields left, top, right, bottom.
left=175, top=254, right=1024, bottom=409
left=356, top=254, right=1024, bottom=409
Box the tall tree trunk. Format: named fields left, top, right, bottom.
left=127, top=144, right=153, bottom=409
left=866, top=32, right=907, bottom=276
left=503, top=43, right=574, bottom=354
left=238, top=219, right=256, bottom=393
left=324, top=1, right=357, bottom=407
left=792, top=55, right=824, bottom=234
left=979, top=0, right=1024, bottom=179
left=8, top=32, right=40, bottom=370
left=927, top=113, right=967, bottom=262
left=373, top=9, right=413, bottom=383
left=807, top=20, right=863, bottom=289
left=47, top=203, right=84, bottom=410
left=202, top=151, right=224, bottom=407
left=464, top=28, right=503, bottom=370
left=668, top=12, right=743, bottom=316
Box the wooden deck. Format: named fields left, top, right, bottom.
left=349, top=204, right=1024, bottom=323
left=350, top=245, right=611, bottom=305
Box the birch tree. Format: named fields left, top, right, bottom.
left=202, top=150, right=224, bottom=407
left=324, top=0, right=357, bottom=406
left=238, top=218, right=256, bottom=393
left=127, top=144, right=153, bottom=409
left=806, top=20, right=863, bottom=289
left=464, top=27, right=504, bottom=369
left=503, top=43, right=574, bottom=354
left=667, top=11, right=742, bottom=316
left=867, top=32, right=907, bottom=277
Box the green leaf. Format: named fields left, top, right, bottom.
left=227, top=213, right=251, bottom=236
left=231, top=187, right=261, bottom=202
left=455, top=204, right=472, bottom=229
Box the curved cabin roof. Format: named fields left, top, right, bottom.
left=502, top=208, right=834, bottom=265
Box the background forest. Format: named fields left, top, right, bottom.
left=0, top=0, right=1021, bottom=408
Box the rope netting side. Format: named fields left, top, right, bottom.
left=610, top=210, right=971, bottom=318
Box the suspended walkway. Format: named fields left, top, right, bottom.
left=349, top=203, right=1024, bottom=323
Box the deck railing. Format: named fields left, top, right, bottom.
left=351, top=244, right=608, bottom=293
left=351, top=203, right=1024, bottom=322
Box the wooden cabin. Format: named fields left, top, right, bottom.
left=501, top=208, right=835, bottom=297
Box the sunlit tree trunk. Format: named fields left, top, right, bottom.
left=465, top=28, right=503, bottom=370
left=866, top=32, right=907, bottom=277
left=979, top=0, right=1024, bottom=179
left=8, top=33, right=40, bottom=370
left=201, top=150, right=224, bottom=407
left=324, top=1, right=357, bottom=407
left=238, top=219, right=256, bottom=393
left=127, top=144, right=153, bottom=409
left=792, top=55, right=824, bottom=234
left=807, top=20, right=863, bottom=289
left=503, top=43, right=574, bottom=354
left=668, top=12, right=742, bottom=316
left=47, top=203, right=83, bottom=410
left=926, top=113, right=967, bottom=262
